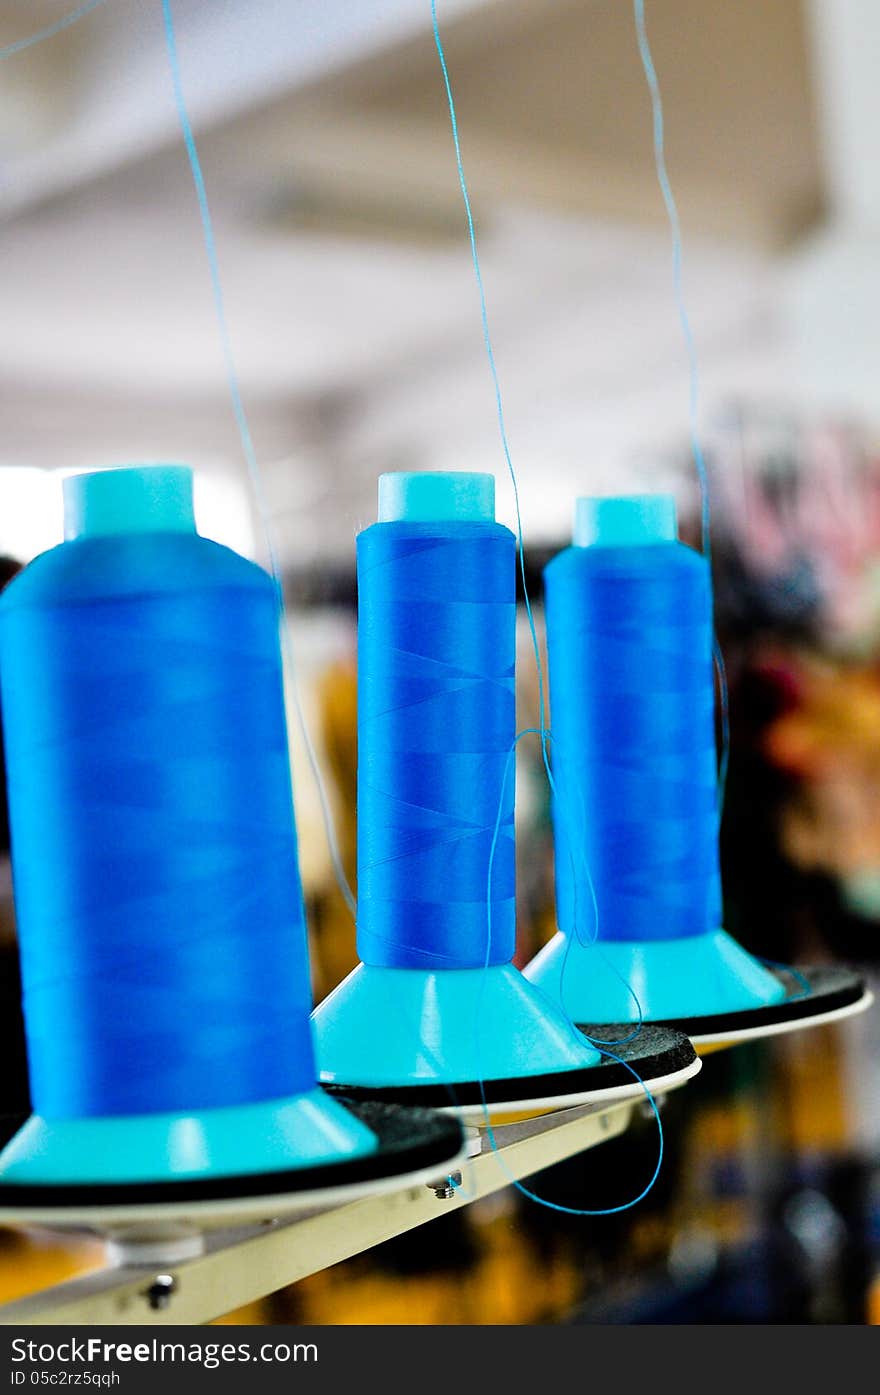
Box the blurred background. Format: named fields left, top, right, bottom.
left=1, top=0, right=880, bottom=1324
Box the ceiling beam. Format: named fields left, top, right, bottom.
left=0, top=0, right=492, bottom=219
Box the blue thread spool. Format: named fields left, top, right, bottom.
left=313, top=471, right=602, bottom=1092
left=525, top=494, right=786, bottom=1021
left=0, top=465, right=375, bottom=1183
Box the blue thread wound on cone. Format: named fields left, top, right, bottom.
left=356, top=479, right=516, bottom=971
left=0, top=466, right=317, bottom=1120
left=314, top=470, right=603, bottom=1090
left=526, top=494, right=785, bottom=1024
left=545, top=495, right=721, bottom=946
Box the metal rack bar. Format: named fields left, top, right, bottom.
left=0, top=1098, right=635, bottom=1326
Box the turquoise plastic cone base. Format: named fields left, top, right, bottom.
left=0, top=1089, right=377, bottom=1186
left=312, top=962, right=602, bottom=1089
left=523, top=928, right=788, bottom=1024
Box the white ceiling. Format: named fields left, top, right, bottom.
left=0, top=0, right=874, bottom=566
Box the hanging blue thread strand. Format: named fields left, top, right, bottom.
left=633, top=0, right=730, bottom=808
left=429, top=0, right=606, bottom=979
left=758, top=957, right=811, bottom=1002
left=633, top=0, right=708, bottom=558
left=0, top=518, right=316, bottom=1119
left=160, top=0, right=262, bottom=540
left=470, top=729, right=661, bottom=1209
left=429, top=2, right=549, bottom=756
left=0, top=0, right=109, bottom=61
left=160, top=0, right=356, bottom=916
left=431, top=3, right=662, bottom=1217
left=454, top=1040, right=664, bottom=1216
left=357, top=518, right=517, bottom=969
left=489, top=729, right=647, bottom=1045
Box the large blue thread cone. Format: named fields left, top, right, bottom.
left=313, top=471, right=602, bottom=1094
left=524, top=495, right=786, bottom=1026
left=0, top=466, right=376, bottom=1187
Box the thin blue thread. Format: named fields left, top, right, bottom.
left=429, top=2, right=611, bottom=991
left=160, top=0, right=356, bottom=916
left=503, top=730, right=647, bottom=1045
left=757, top=956, right=811, bottom=1002
left=477, top=735, right=662, bottom=1215
left=0, top=0, right=109, bottom=60
left=160, top=0, right=266, bottom=556
left=432, top=2, right=663, bottom=1214
left=633, top=0, right=707, bottom=558
left=472, top=740, right=664, bottom=1210
left=548, top=729, right=647, bottom=1042
left=452, top=1053, right=664, bottom=1217
left=633, top=0, right=730, bottom=811
left=429, top=2, right=549, bottom=765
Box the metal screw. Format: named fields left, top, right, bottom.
left=145, top=1274, right=177, bottom=1311
left=429, top=1170, right=462, bottom=1199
